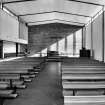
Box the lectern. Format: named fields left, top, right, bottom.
left=80, top=48, right=90, bottom=58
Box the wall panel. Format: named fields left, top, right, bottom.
left=0, top=9, right=19, bottom=41
left=85, top=23, right=92, bottom=49
left=0, top=9, right=28, bottom=44
left=19, top=22, right=28, bottom=41
left=92, top=14, right=103, bottom=61
left=104, top=12, right=105, bottom=62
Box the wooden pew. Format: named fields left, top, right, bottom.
left=62, top=66, right=105, bottom=69
left=63, top=82, right=105, bottom=95
left=0, top=74, right=20, bottom=80
left=0, top=90, right=18, bottom=98
left=0, top=89, right=18, bottom=105
left=64, top=95, right=105, bottom=105
left=63, top=82, right=105, bottom=89
left=0, top=57, right=44, bottom=105
left=62, top=66, right=105, bottom=74
left=62, top=74, right=105, bottom=80
left=0, top=80, right=25, bottom=89
left=0, top=84, right=9, bottom=89
left=62, top=70, right=105, bottom=74
left=0, top=72, right=33, bottom=89
left=62, top=58, right=105, bottom=105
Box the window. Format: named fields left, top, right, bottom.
left=58, top=38, right=65, bottom=55
left=75, top=29, right=82, bottom=56
left=67, top=34, right=73, bottom=57
left=41, top=48, right=47, bottom=56
left=50, top=43, right=57, bottom=51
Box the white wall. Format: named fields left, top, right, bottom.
left=3, top=41, right=16, bottom=54
left=0, top=9, right=28, bottom=44
left=104, top=12, right=105, bottom=62
left=85, top=23, right=92, bottom=49
left=0, top=9, right=19, bottom=41
left=85, top=13, right=105, bottom=61
left=92, top=14, right=103, bottom=61
left=19, top=22, right=28, bottom=41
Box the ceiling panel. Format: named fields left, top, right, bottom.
left=2, top=0, right=104, bottom=26
left=28, top=20, right=84, bottom=26
left=20, top=12, right=90, bottom=24
left=55, top=12, right=90, bottom=23
left=57, top=0, right=102, bottom=17
left=72, top=0, right=105, bottom=5
left=21, top=13, right=56, bottom=23
left=2, top=0, right=22, bottom=2
left=2, top=0, right=105, bottom=5
left=28, top=20, right=58, bottom=26
left=3, top=0, right=55, bottom=15
left=55, top=20, right=84, bottom=26
left=4, top=0, right=102, bottom=17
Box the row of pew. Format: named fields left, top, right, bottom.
left=0, top=57, right=45, bottom=105
left=61, top=58, right=105, bottom=105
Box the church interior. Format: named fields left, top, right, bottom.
left=0, top=0, right=105, bottom=105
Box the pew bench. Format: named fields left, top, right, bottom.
left=0, top=69, right=36, bottom=79
left=0, top=90, right=18, bottom=98
left=0, top=70, right=28, bottom=74
left=62, top=74, right=105, bottom=80
left=0, top=73, right=33, bottom=88
left=62, top=67, right=105, bottom=70
left=0, top=66, right=41, bottom=73
left=63, top=82, right=105, bottom=89
left=63, top=82, right=105, bottom=95
left=0, top=84, right=9, bottom=89
left=64, top=95, right=105, bottom=105
left=62, top=69, right=105, bottom=74
left=0, top=80, right=26, bottom=89
left=0, top=74, right=20, bottom=80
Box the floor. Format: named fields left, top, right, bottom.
left=4, top=62, right=64, bottom=105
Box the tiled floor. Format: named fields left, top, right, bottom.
left=4, top=62, right=64, bottom=105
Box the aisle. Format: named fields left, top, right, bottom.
left=4, top=62, right=63, bottom=105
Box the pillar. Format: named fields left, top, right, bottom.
left=73, top=32, right=76, bottom=56
left=0, top=40, right=3, bottom=59
left=16, top=43, right=18, bottom=57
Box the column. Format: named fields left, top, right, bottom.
left=91, top=18, right=93, bottom=58
left=65, top=36, right=67, bottom=55
left=16, top=43, right=18, bottom=57
left=82, top=27, right=86, bottom=49
left=0, top=40, right=3, bottom=59
left=73, top=32, right=76, bottom=56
